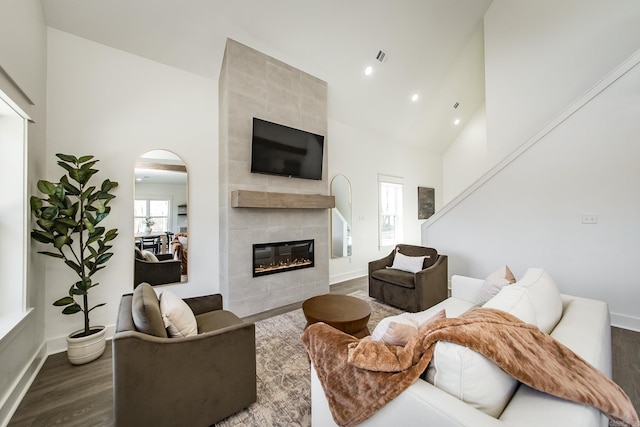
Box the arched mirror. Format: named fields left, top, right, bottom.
left=134, top=150, right=188, bottom=287
left=331, top=174, right=352, bottom=258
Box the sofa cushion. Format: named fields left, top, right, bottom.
left=482, top=284, right=537, bottom=325
left=371, top=268, right=415, bottom=289
left=426, top=341, right=520, bottom=418
left=159, top=290, right=197, bottom=338
left=516, top=268, right=563, bottom=333
left=390, top=250, right=426, bottom=274
left=477, top=265, right=516, bottom=304
left=131, top=283, right=167, bottom=338
left=484, top=268, right=562, bottom=333
left=195, top=309, right=243, bottom=334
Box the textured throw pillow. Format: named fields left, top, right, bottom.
left=372, top=309, right=446, bottom=346
left=159, top=291, right=197, bottom=338
left=389, top=250, right=426, bottom=274
left=478, top=265, right=516, bottom=304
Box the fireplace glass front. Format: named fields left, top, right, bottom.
left=253, top=239, right=314, bottom=277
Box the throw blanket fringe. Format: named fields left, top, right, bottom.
left=301, top=308, right=639, bottom=427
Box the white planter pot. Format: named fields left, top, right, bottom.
left=66, top=325, right=106, bottom=365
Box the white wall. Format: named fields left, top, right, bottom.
left=45, top=28, right=217, bottom=348
left=328, top=118, right=442, bottom=284
left=484, top=0, right=640, bottom=167
left=0, top=0, right=47, bottom=423
left=442, top=105, right=487, bottom=204
left=424, top=2, right=640, bottom=330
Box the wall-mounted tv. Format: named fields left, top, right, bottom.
left=251, top=118, right=324, bottom=180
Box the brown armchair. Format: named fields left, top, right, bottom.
left=369, top=244, right=448, bottom=312
left=113, top=284, right=257, bottom=427
left=134, top=249, right=182, bottom=287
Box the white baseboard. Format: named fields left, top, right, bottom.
left=46, top=323, right=116, bottom=355
left=0, top=342, right=47, bottom=427
left=610, top=313, right=640, bottom=333
left=330, top=269, right=367, bottom=286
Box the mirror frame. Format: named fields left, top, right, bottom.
left=134, top=150, right=188, bottom=285
left=330, top=174, right=352, bottom=258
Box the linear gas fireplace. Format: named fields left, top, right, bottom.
left=253, top=239, right=314, bottom=277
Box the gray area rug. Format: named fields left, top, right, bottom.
left=215, top=291, right=402, bottom=426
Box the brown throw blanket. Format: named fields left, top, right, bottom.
left=301, top=308, right=639, bottom=427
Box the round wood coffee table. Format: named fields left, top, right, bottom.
left=302, top=294, right=371, bottom=338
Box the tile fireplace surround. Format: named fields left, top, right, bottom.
left=219, top=38, right=330, bottom=317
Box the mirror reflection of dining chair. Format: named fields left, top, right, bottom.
left=141, top=236, right=162, bottom=254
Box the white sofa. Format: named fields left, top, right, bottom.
left=311, top=269, right=612, bottom=427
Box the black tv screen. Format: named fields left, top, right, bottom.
left=251, top=118, right=324, bottom=180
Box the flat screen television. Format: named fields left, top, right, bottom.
left=251, top=118, right=324, bottom=180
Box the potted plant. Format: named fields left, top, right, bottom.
left=143, top=216, right=155, bottom=233
left=30, top=154, right=118, bottom=365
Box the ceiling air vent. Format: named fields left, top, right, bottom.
left=376, top=50, right=388, bottom=63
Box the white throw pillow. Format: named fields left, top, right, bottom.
left=483, top=285, right=537, bottom=326
left=389, top=250, right=426, bottom=274
left=371, top=316, right=417, bottom=346
left=513, top=268, right=563, bottom=333
left=159, top=291, right=197, bottom=338
left=177, top=236, right=187, bottom=249
left=478, top=265, right=516, bottom=304
left=142, top=250, right=159, bottom=262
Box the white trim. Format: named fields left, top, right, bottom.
left=611, top=313, right=640, bottom=333
left=46, top=323, right=116, bottom=355
left=329, top=269, right=367, bottom=286
left=424, top=47, right=640, bottom=229
left=377, top=173, right=403, bottom=184
left=0, top=87, right=32, bottom=121
left=0, top=341, right=46, bottom=426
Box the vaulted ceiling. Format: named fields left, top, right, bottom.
left=42, top=0, right=493, bottom=153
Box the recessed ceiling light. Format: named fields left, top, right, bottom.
left=364, top=66, right=373, bottom=76
left=453, top=118, right=461, bottom=126
left=411, top=94, right=419, bottom=102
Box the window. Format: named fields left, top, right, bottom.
left=134, top=198, right=170, bottom=233
left=378, top=174, right=403, bottom=248
left=0, top=88, right=30, bottom=334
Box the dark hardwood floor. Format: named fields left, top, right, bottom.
left=8, top=277, right=640, bottom=426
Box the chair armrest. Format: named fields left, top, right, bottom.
left=368, top=249, right=395, bottom=274
left=183, top=294, right=223, bottom=315
left=414, top=255, right=448, bottom=308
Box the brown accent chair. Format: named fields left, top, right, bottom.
left=368, top=244, right=448, bottom=312
left=134, top=247, right=182, bottom=287
left=112, top=284, right=257, bottom=427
